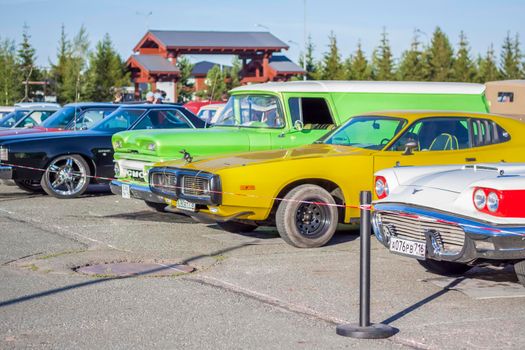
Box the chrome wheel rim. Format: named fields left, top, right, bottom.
left=295, top=200, right=331, bottom=239
left=46, top=157, right=87, bottom=196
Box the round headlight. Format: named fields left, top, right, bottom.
left=375, top=177, right=389, bottom=199
left=473, top=189, right=486, bottom=210
left=147, top=143, right=156, bottom=151
left=113, top=140, right=122, bottom=149
left=113, top=162, right=121, bottom=177
left=487, top=191, right=499, bottom=212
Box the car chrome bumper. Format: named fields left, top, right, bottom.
left=372, top=203, right=525, bottom=263
left=110, top=180, right=165, bottom=204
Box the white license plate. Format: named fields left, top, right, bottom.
left=121, top=184, right=131, bottom=199
left=389, top=236, right=426, bottom=258
left=176, top=199, right=196, bottom=212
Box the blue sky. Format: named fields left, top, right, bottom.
left=0, top=0, right=524, bottom=68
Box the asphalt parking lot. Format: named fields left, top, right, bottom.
left=1, top=184, right=524, bottom=349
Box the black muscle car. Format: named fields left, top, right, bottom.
left=0, top=104, right=205, bottom=199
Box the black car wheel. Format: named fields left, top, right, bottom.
left=217, top=221, right=258, bottom=233
left=144, top=201, right=168, bottom=212
left=514, top=260, right=525, bottom=287
left=276, top=184, right=338, bottom=248
left=14, top=180, right=43, bottom=193
left=417, top=259, right=472, bottom=276
left=41, top=155, right=91, bottom=199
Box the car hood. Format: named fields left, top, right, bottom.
left=0, top=129, right=113, bottom=144
left=114, top=127, right=253, bottom=158
left=161, top=143, right=373, bottom=173
left=0, top=127, right=63, bottom=137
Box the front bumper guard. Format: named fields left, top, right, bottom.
left=110, top=180, right=166, bottom=204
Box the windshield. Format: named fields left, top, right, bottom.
left=322, top=116, right=407, bottom=150
left=0, top=110, right=29, bottom=128
left=214, top=94, right=284, bottom=128
left=64, top=108, right=115, bottom=130
left=41, top=107, right=78, bottom=129
left=92, top=108, right=145, bottom=132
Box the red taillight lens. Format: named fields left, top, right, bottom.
left=473, top=187, right=525, bottom=218
left=375, top=176, right=389, bottom=199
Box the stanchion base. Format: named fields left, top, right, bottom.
left=336, top=323, right=397, bottom=339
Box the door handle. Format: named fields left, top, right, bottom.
left=465, top=157, right=476, bottom=162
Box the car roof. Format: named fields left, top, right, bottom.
left=116, top=103, right=184, bottom=109
left=361, top=110, right=514, bottom=121
left=231, top=81, right=485, bottom=95
left=63, top=102, right=121, bottom=108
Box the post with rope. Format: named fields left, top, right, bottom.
left=336, top=190, right=397, bottom=339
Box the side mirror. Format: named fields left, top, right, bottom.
left=294, top=120, right=304, bottom=131
left=403, top=140, right=418, bottom=155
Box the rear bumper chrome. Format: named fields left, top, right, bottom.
left=110, top=180, right=165, bottom=204
left=373, top=203, right=525, bottom=263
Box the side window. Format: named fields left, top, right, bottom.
left=497, top=92, right=514, bottom=103
left=134, top=110, right=191, bottom=130
left=390, top=117, right=470, bottom=151
left=471, top=118, right=510, bottom=147
left=76, top=110, right=107, bottom=129
left=288, top=97, right=334, bottom=129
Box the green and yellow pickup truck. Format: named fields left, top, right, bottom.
left=109, top=80, right=489, bottom=211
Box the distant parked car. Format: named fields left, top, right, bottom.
left=183, top=100, right=223, bottom=114
left=0, top=103, right=119, bottom=137
left=372, top=163, right=525, bottom=286
left=196, top=103, right=225, bottom=124
left=0, top=104, right=60, bottom=129
left=0, top=104, right=205, bottom=198
left=0, top=106, right=15, bottom=119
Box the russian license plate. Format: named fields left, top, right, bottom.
left=389, top=236, right=426, bottom=258
left=176, top=199, right=196, bottom=212
left=121, top=184, right=131, bottom=199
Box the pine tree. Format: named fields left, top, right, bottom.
left=321, top=32, right=345, bottom=80
left=452, top=31, right=476, bottom=82
left=49, top=25, right=71, bottom=103
left=397, top=31, right=425, bottom=81
left=176, top=56, right=194, bottom=103
left=17, top=24, right=41, bottom=101
left=348, top=42, right=372, bottom=80
left=203, top=65, right=227, bottom=100
left=298, top=35, right=318, bottom=80
left=61, top=25, right=90, bottom=102
left=372, top=28, right=395, bottom=80
left=227, top=56, right=242, bottom=90
left=500, top=32, right=522, bottom=79
left=0, top=38, right=23, bottom=104
left=426, top=27, right=454, bottom=81
left=476, top=44, right=501, bottom=83
left=84, top=34, right=129, bottom=101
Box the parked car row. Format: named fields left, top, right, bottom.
left=0, top=80, right=524, bottom=286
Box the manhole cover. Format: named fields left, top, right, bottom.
left=77, top=262, right=194, bottom=277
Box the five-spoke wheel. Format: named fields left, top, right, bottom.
left=41, top=155, right=91, bottom=199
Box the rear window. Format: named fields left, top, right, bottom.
left=471, top=118, right=511, bottom=147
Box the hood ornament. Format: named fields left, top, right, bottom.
left=180, top=149, right=193, bottom=163
left=412, top=188, right=423, bottom=195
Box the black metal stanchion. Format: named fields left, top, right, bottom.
left=336, top=191, right=397, bottom=339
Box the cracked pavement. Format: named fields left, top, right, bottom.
left=0, top=184, right=524, bottom=349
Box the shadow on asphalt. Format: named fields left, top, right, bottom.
left=102, top=210, right=195, bottom=224
left=381, top=277, right=466, bottom=325
left=0, top=242, right=255, bottom=308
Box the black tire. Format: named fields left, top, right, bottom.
left=514, top=260, right=525, bottom=287
left=41, top=154, right=91, bottom=199
left=14, top=180, right=43, bottom=193
left=276, top=184, right=338, bottom=248
left=217, top=221, right=258, bottom=233
left=144, top=201, right=168, bottom=212
left=417, top=259, right=472, bottom=276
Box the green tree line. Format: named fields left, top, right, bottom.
left=0, top=24, right=130, bottom=105
left=299, top=27, right=524, bottom=83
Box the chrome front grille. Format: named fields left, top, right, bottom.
left=378, top=212, right=465, bottom=252
left=181, top=175, right=210, bottom=196
left=150, top=172, right=177, bottom=191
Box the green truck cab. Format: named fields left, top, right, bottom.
left=110, top=81, right=489, bottom=210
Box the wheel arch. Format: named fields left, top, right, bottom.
left=268, top=178, right=346, bottom=223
